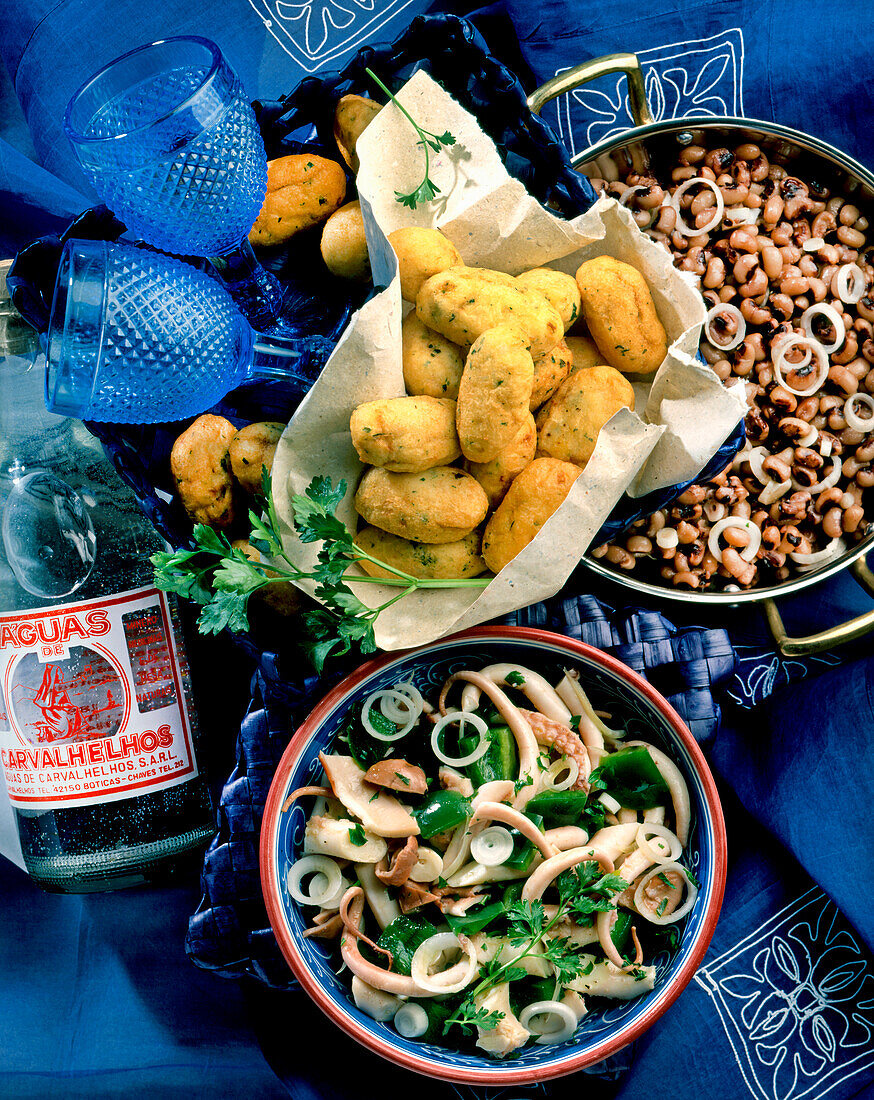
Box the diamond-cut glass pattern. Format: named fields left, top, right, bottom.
left=80, top=67, right=266, bottom=256
left=88, top=245, right=251, bottom=423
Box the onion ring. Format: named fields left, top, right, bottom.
left=770, top=331, right=811, bottom=369
left=758, top=478, right=792, bottom=506
left=792, top=457, right=842, bottom=494
left=540, top=757, right=580, bottom=793
left=430, top=710, right=490, bottom=767
left=705, top=302, right=746, bottom=351
left=597, top=791, right=622, bottom=815
left=362, top=689, right=419, bottom=741
left=797, top=424, right=819, bottom=448
left=707, top=517, right=762, bottom=564
left=636, top=823, right=683, bottom=865
left=789, top=537, right=846, bottom=568
left=800, top=302, right=846, bottom=353
left=470, top=826, right=515, bottom=867
left=773, top=337, right=829, bottom=397
left=836, top=262, right=867, bottom=305
left=670, top=176, right=725, bottom=236
left=379, top=682, right=424, bottom=725
left=844, top=393, right=874, bottom=433
left=619, top=185, right=647, bottom=207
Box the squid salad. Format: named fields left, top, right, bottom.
left=282, top=662, right=699, bottom=1057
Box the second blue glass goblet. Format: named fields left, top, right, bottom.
left=45, top=239, right=333, bottom=424
left=64, top=36, right=284, bottom=329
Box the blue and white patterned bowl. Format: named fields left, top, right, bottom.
left=260, top=626, right=727, bottom=1085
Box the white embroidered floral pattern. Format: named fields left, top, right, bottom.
left=695, top=888, right=874, bottom=1100
left=246, top=0, right=416, bottom=69
left=727, top=644, right=842, bottom=707
left=550, top=28, right=745, bottom=157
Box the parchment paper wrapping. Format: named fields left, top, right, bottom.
left=272, top=71, right=746, bottom=649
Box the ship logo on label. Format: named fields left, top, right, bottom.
left=6, top=646, right=127, bottom=745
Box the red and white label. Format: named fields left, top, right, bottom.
left=0, top=587, right=197, bottom=809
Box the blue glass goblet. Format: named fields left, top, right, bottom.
left=45, top=239, right=332, bottom=424
left=64, top=37, right=284, bottom=329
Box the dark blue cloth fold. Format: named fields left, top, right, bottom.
left=500, top=0, right=874, bottom=174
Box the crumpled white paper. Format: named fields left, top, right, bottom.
left=272, top=71, right=745, bottom=649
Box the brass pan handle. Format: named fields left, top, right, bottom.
left=527, top=52, right=654, bottom=129
left=764, top=557, right=874, bottom=656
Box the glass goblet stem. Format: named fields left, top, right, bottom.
left=247, top=333, right=336, bottom=390
left=209, top=238, right=285, bottom=329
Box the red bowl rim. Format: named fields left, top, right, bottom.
left=260, top=624, right=727, bottom=1085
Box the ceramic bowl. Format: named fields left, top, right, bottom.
left=260, top=625, right=727, bottom=1085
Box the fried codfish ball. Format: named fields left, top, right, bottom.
left=481, top=458, right=581, bottom=573
left=350, top=396, right=461, bottom=472
left=387, top=228, right=463, bottom=303
left=564, top=335, right=602, bottom=373
left=232, top=539, right=302, bottom=616
left=354, top=466, right=488, bottom=543
left=574, top=256, right=668, bottom=374
left=456, top=324, right=534, bottom=464
left=229, top=421, right=285, bottom=494
left=536, top=365, right=635, bottom=470
left=401, top=313, right=465, bottom=399
left=320, top=201, right=370, bottom=280
left=355, top=526, right=486, bottom=579
left=333, top=94, right=382, bottom=174
left=417, top=267, right=563, bottom=358
left=530, top=339, right=573, bottom=410
left=465, top=414, right=536, bottom=508
left=516, top=268, right=581, bottom=332
left=171, top=414, right=238, bottom=528
left=249, top=155, right=347, bottom=248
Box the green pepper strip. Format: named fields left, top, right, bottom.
left=413, top=789, right=472, bottom=839
left=597, top=746, right=671, bottom=810
left=376, top=914, right=437, bottom=975
left=446, top=900, right=505, bottom=936
left=525, top=789, right=590, bottom=827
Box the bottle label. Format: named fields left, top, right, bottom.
left=0, top=586, right=197, bottom=809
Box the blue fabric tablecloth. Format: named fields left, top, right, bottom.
left=2, top=2, right=874, bottom=1098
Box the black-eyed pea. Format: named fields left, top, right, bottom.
left=838, top=225, right=866, bottom=249
left=723, top=527, right=751, bottom=548
left=823, top=507, right=844, bottom=539
left=829, top=365, right=858, bottom=394
left=843, top=505, right=865, bottom=532
left=677, top=520, right=698, bottom=544
left=646, top=510, right=667, bottom=537
left=678, top=485, right=706, bottom=505
left=605, top=545, right=635, bottom=570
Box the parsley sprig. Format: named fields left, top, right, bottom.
left=365, top=68, right=456, bottom=209
left=152, top=470, right=489, bottom=672
left=442, top=862, right=627, bottom=1036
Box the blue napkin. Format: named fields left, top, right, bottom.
left=499, top=0, right=874, bottom=174
left=188, top=592, right=874, bottom=1100
left=0, top=0, right=441, bottom=196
